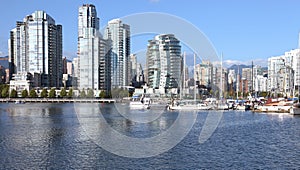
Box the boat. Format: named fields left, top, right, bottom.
left=255, top=98, right=293, bottom=113
left=129, top=94, right=151, bottom=109
left=235, top=104, right=246, bottom=110
left=168, top=100, right=212, bottom=110
left=289, top=103, right=300, bottom=115
left=168, top=53, right=214, bottom=111
left=226, top=99, right=235, bottom=109
left=15, top=100, right=25, bottom=104
left=216, top=103, right=229, bottom=110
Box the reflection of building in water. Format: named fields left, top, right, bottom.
left=8, top=105, right=50, bottom=116
left=5, top=104, right=70, bottom=160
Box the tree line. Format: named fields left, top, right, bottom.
left=0, top=85, right=131, bottom=99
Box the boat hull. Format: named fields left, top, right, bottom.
left=256, top=105, right=292, bottom=113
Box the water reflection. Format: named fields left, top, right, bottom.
left=75, top=103, right=197, bottom=158
left=0, top=103, right=300, bottom=168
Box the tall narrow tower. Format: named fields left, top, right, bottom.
left=104, top=19, right=130, bottom=88
left=77, top=4, right=111, bottom=93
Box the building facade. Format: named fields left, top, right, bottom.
left=8, top=10, right=62, bottom=87
left=104, top=19, right=130, bottom=88
left=268, top=49, right=300, bottom=97
left=130, top=54, right=144, bottom=87
left=195, top=61, right=213, bottom=87
left=77, top=4, right=111, bottom=93
left=146, top=34, right=182, bottom=93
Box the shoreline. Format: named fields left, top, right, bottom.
left=0, top=98, right=116, bottom=103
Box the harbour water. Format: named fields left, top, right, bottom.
left=1, top=103, right=300, bottom=169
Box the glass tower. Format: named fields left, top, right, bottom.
left=9, top=11, right=62, bottom=87
left=77, top=4, right=111, bottom=93
left=146, top=34, right=182, bottom=93
left=104, top=19, right=130, bottom=88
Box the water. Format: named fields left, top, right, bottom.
left=1, top=103, right=300, bottom=169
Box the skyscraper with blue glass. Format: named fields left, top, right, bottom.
left=9, top=10, right=62, bottom=87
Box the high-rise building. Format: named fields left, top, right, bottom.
left=255, top=75, right=268, bottom=92
left=62, top=57, right=68, bottom=74
left=72, top=57, right=79, bottom=88
left=72, top=57, right=79, bottom=78
left=268, top=55, right=285, bottom=94
left=8, top=10, right=62, bottom=87
left=77, top=4, right=111, bottom=93
left=242, top=68, right=252, bottom=93
left=104, top=19, right=130, bottom=87
left=130, top=54, right=144, bottom=87
left=146, top=34, right=182, bottom=93
left=67, top=60, right=73, bottom=75
left=195, top=61, right=213, bottom=87
left=130, top=54, right=137, bottom=84
left=267, top=49, right=300, bottom=97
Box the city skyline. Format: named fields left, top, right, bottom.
left=1, top=0, right=300, bottom=67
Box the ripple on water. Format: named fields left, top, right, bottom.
left=0, top=103, right=300, bottom=169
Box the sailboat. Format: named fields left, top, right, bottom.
left=168, top=53, right=212, bottom=110
left=216, top=53, right=229, bottom=110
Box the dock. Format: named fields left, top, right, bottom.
left=0, top=98, right=116, bottom=103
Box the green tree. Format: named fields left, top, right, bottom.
left=60, top=88, right=67, bottom=98
left=49, top=88, right=56, bottom=98
left=80, top=89, right=86, bottom=98
left=119, top=90, right=129, bottom=98
left=1, top=86, right=9, bottom=98
left=21, top=89, right=28, bottom=98
left=10, top=89, right=18, bottom=98
left=67, top=88, right=73, bottom=98
left=87, top=88, right=94, bottom=98
left=40, top=89, right=48, bottom=98
left=29, top=89, right=38, bottom=98
left=99, top=91, right=106, bottom=98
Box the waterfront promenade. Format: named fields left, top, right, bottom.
left=0, top=98, right=116, bottom=103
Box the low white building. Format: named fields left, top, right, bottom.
left=9, top=72, right=33, bottom=96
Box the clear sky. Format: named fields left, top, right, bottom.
left=1, top=0, right=300, bottom=66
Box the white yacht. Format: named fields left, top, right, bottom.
left=129, top=94, right=151, bottom=109
left=168, top=100, right=212, bottom=110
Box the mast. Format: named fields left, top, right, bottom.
left=220, top=53, right=223, bottom=100
left=296, top=38, right=300, bottom=103
left=194, top=53, right=196, bottom=101
left=252, top=61, right=254, bottom=98
left=237, top=64, right=239, bottom=100
left=183, top=52, right=186, bottom=99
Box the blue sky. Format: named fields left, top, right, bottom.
left=1, top=0, right=300, bottom=66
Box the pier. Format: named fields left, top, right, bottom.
left=0, top=98, right=116, bottom=103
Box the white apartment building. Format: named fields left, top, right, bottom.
left=146, top=34, right=182, bottom=94
left=104, top=19, right=130, bottom=87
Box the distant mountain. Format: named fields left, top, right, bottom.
left=0, top=56, right=8, bottom=69
left=228, top=64, right=268, bottom=75
left=228, top=64, right=250, bottom=74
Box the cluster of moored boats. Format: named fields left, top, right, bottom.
left=129, top=94, right=300, bottom=115
left=167, top=98, right=251, bottom=111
